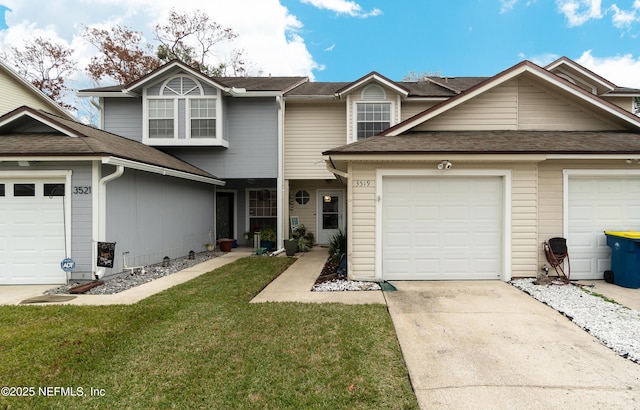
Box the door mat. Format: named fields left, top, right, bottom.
left=380, top=281, right=397, bottom=292
left=20, top=295, right=77, bottom=304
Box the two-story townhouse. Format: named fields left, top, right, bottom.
left=282, top=72, right=488, bottom=244
left=321, top=57, right=640, bottom=284
left=79, top=61, right=307, bottom=250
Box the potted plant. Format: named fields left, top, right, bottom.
left=217, top=238, right=234, bottom=252
left=203, top=243, right=215, bottom=252
left=291, top=224, right=314, bottom=252
left=284, top=238, right=298, bottom=256
left=259, top=227, right=276, bottom=251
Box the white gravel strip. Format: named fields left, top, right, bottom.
left=312, top=279, right=381, bottom=292
left=511, top=278, right=640, bottom=364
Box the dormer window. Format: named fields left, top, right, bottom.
left=355, top=84, right=391, bottom=140
left=143, top=74, right=226, bottom=147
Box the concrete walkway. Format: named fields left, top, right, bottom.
left=0, top=250, right=251, bottom=305
left=250, top=247, right=384, bottom=304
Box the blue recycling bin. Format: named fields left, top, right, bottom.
left=604, top=231, right=640, bottom=289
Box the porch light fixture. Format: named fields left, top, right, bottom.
left=438, top=160, right=452, bottom=170
left=323, top=195, right=332, bottom=203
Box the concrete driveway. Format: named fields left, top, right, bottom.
left=385, top=281, right=640, bottom=409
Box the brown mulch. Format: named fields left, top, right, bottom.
left=315, top=258, right=339, bottom=284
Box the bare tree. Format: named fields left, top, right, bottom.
left=2, top=37, right=78, bottom=109
left=154, top=8, right=242, bottom=76
left=83, top=25, right=161, bottom=85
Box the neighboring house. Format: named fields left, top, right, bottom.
left=0, top=106, right=223, bottom=284
left=0, top=60, right=73, bottom=119
left=321, top=57, right=640, bottom=282
left=79, top=60, right=307, bottom=248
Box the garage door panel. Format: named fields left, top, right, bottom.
left=0, top=179, right=66, bottom=285
left=382, top=175, right=503, bottom=280
left=568, top=176, right=640, bottom=280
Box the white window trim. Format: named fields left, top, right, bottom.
left=351, top=100, right=395, bottom=143
left=245, top=188, right=278, bottom=233
left=142, top=75, right=227, bottom=147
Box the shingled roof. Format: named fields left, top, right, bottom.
left=0, top=106, right=221, bottom=183
left=323, top=131, right=640, bottom=156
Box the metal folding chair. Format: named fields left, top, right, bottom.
left=544, top=237, right=570, bottom=282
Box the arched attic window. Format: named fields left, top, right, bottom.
left=148, top=75, right=217, bottom=139
left=356, top=84, right=391, bottom=140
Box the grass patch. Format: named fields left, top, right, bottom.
left=0, top=257, right=418, bottom=409
left=580, top=288, right=621, bottom=305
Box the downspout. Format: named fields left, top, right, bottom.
left=95, top=165, right=124, bottom=279
left=276, top=95, right=284, bottom=248
left=325, top=157, right=350, bottom=181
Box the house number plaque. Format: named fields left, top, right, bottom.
left=73, top=186, right=92, bottom=194
left=354, top=180, right=371, bottom=187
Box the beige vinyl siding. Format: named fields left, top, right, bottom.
left=0, top=71, right=60, bottom=116
left=414, top=81, right=518, bottom=131
left=350, top=163, right=377, bottom=281
left=602, top=96, right=635, bottom=113
left=538, top=162, right=565, bottom=270
left=517, top=78, right=623, bottom=130
left=400, top=101, right=439, bottom=121
left=511, top=163, right=539, bottom=276
left=413, top=78, right=626, bottom=132
left=284, top=102, right=346, bottom=179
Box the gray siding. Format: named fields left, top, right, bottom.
left=103, top=98, right=143, bottom=141
left=167, top=97, right=278, bottom=178
left=105, top=167, right=215, bottom=272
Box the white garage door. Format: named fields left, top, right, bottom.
left=567, top=175, right=640, bottom=280
left=382, top=176, right=503, bottom=280
left=0, top=179, right=67, bottom=285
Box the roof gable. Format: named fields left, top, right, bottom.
left=545, top=56, right=616, bottom=94
left=383, top=60, right=640, bottom=136
left=0, top=60, right=73, bottom=119
left=0, top=106, right=222, bottom=184
left=335, top=71, right=409, bottom=99
left=123, top=59, right=228, bottom=95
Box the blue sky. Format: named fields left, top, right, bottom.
left=0, top=0, right=639, bottom=87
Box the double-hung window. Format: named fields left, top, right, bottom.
left=190, top=99, right=216, bottom=138
left=354, top=84, right=392, bottom=140
left=356, top=103, right=390, bottom=140
left=148, top=99, right=174, bottom=138
left=145, top=75, right=220, bottom=144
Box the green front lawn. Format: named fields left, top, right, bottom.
left=0, top=257, right=418, bottom=409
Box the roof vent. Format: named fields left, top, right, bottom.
left=361, top=84, right=386, bottom=100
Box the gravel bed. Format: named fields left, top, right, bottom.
left=45, top=252, right=218, bottom=295
left=511, top=278, right=640, bottom=364
left=311, top=278, right=381, bottom=292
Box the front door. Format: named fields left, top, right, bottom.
left=216, top=192, right=234, bottom=239
left=317, top=190, right=344, bottom=244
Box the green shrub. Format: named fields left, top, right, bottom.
left=328, top=229, right=347, bottom=262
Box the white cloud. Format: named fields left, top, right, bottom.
left=576, top=50, right=640, bottom=88
left=500, top=0, right=519, bottom=13
left=0, top=0, right=321, bottom=85
left=610, top=2, right=640, bottom=29
left=556, top=0, right=603, bottom=26
left=300, top=0, right=382, bottom=17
